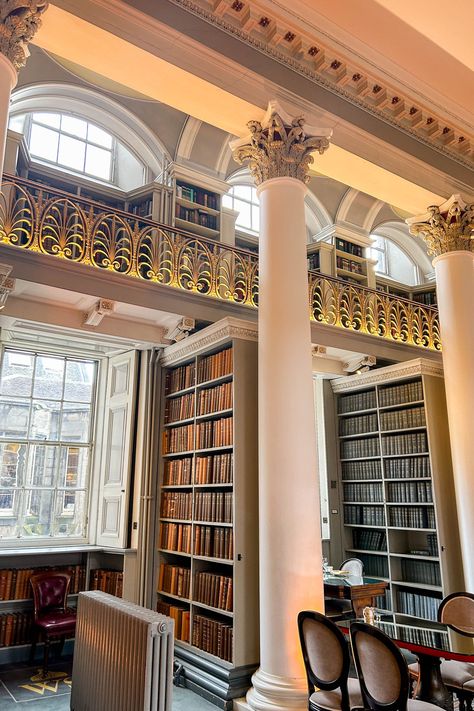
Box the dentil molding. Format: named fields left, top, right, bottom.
left=331, top=357, right=444, bottom=392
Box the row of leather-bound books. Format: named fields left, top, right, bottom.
left=197, top=348, right=233, bottom=384
left=192, top=614, right=233, bottom=662
left=197, top=382, right=232, bottom=415
left=0, top=565, right=86, bottom=601
left=89, top=569, right=123, bottom=598
left=158, top=563, right=191, bottom=599
left=0, top=612, right=33, bottom=648
left=196, top=417, right=233, bottom=449
left=194, top=572, right=233, bottom=612
left=166, top=362, right=195, bottom=394
left=165, top=392, right=194, bottom=423
left=194, top=491, right=232, bottom=523
left=156, top=601, right=190, bottom=642
left=194, top=525, right=233, bottom=560
left=160, top=491, right=193, bottom=520
left=162, top=453, right=233, bottom=486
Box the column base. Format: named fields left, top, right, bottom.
left=246, top=668, right=308, bottom=711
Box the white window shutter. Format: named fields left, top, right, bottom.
left=96, top=350, right=138, bottom=548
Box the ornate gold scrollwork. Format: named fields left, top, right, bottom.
left=0, top=175, right=440, bottom=351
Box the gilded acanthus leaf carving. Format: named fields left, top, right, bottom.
left=231, top=104, right=331, bottom=184
left=0, top=1, right=48, bottom=71
left=407, top=196, right=474, bottom=258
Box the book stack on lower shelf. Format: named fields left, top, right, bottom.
left=332, top=359, right=464, bottom=622
left=156, top=319, right=258, bottom=706
left=89, top=568, right=124, bottom=597
left=0, top=564, right=86, bottom=601
left=0, top=612, right=33, bottom=649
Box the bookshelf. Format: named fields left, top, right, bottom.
left=170, top=164, right=228, bottom=242
left=156, top=317, right=259, bottom=707
left=0, top=547, right=133, bottom=663
left=331, top=359, right=464, bottom=623
left=376, top=277, right=437, bottom=306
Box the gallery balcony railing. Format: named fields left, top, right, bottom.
left=0, top=175, right=441, bottom=352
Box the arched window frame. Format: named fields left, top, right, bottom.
left=369, top=233, right=421, bottom=286
left=22, top=111, right=117, bottom=184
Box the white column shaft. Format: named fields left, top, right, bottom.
left=0, top=54, right=17, bottom=181
left=434, top=250, right=474, bottom=592
left=255, top=176, right=323, bottom=698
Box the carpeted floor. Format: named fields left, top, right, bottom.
left=0, top=660, right=217, bottom=710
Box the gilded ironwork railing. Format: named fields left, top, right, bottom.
left=309, top=272, right=441, bottom=351
left=0, top=175, right=441, bottom=351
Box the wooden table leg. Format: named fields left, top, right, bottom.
left=351, top=596, right=377, bottom=618
left=413, top=654, right=453, bottom=711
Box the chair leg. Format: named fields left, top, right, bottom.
left=57, top=636, right=65, bottom=659
left=42, top=636, right=51, bottom=678
left=29, top=628, right=37, bottom=664
left=458, top=692, right=466, bottom=711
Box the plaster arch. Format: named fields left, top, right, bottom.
left=9, top=82, right=170, bottom=179
left=371, top=219, right=433, bottom=279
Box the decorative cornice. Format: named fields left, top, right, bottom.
left=407, top=195, right=474, bottom=258
left=0, top=1, right=48, bottom=71
left=161, top=316, right=258, bottom=365
left=170, top=0, right=474, bottom=172
left=331, top=357, right=443, bottom=392
left=230, top=101, right=331, bottom=184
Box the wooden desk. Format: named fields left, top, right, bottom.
left=324, top=574, right=388, bottom=617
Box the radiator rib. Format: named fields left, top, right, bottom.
left=71, top=591, right=174, bottom=711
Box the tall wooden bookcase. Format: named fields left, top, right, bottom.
left=331, top=359, right=464, bottom=629
left=156, top=318, right=259, bottom=709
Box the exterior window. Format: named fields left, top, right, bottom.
left=223, top=185, right=260, bottom=234
left=0, top=349, right=97, bottom=540
left=370, top=235, right=418, bottom=286
left=28, top=112, right=113, bottom=181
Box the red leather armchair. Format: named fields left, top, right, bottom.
left=30, top=571, right=77, bottom=675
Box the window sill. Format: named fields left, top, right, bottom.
left=0, top=543, right=137, bottom=556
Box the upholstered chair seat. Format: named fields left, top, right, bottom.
left=310, top=677, right=363, bottom=711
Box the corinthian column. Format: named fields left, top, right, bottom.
left=0, top=2, right=48, bottom=178
left=231, top=102, right=332, bottom=711
left=408, top=196, right=474, bottom=592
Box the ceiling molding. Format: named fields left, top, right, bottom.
left=170, top=0, right=474, bottom=172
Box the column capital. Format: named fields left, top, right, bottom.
left=0, top=1, right=48, bottom=72
left=406, top=194, right=474, bottom=258
left=230, top=100, right=332, bottom=186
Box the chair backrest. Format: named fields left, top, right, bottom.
left=30, top=571, right=71, bottom=620
left=341, top=558, right=364, bottom=577
left=438, top=592, right=474, bottom=637
left=297, top=611, right=351, bottom=710
left=350, top=621, right=409, bottom=711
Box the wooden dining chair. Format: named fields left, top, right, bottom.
left=409, top=592, right=474, bottom=711
left=350, top=621, right=440, bottom=711
left=325, top=559, right=364, bottom=620
left=30, top=571, right=77, bottom=677
left=297, top=610, right=363, bottom=711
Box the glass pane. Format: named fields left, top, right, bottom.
left=32, top=112, right=61, bottom=129
left=0, top=442, right=27, bottom=487
left=85, top=144, right=111, bottom=180
left=222, top=194, right=232, bottom=209
left=27, top=444, right=59, bottom=487
left=29, top=123, right=59, bottom=162
left=0, top=399, right=30, bottom=439
left=30, top=400, right=61, bottom=441
left=61, top=402, right=91, bottom=443
left=0, top=491, right=20, bottom=537
left=59, top=446, right=89, bottom=488
left=9, top=114, right=26, bottom=133
left=64, top=360, right=95, bottom=403
left=0, top=350, right=34, bottom=396
left=61, top=115, right=87, bottom=139
left=233, top=185, right=252, bottom=200
left=58, top=134, right=86, bottom=172
left=53, top=490, right=87, bottom=537
left=234, top=199, right=252, bottom=230
left=33, top=355, right=64, bottom=399
left=22, top=488, right=54, bottom=537
left=87, top=124, right=113, bottom=148
left=251, top=204, right=260, bottom=231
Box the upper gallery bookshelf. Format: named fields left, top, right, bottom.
left=171, top=165, right=228, bottom=241
left=312, top=232, right=376, bottom=287
left=376, top=277, right=437, bottom=307
left=156, top=318, right=259, bottom=706
left=331, top=359, right=463, bottom=630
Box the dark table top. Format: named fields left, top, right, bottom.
left=324, top=574, right=386, bottom=588
left=338, top=614, right=474, bottom=661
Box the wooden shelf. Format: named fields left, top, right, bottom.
left=175, top=217, right=219, bottom=239
left=176, top=195, right=220, bottom=216
left=157, top=590, right=191, bottom=604
left=192, top=601, right=234, bottom=618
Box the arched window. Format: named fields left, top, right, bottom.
left=222, top=185, right=260, bottom=235
left=26, top=112, right=114, bottom=181
left=370, top=235, right=419, bottom=286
